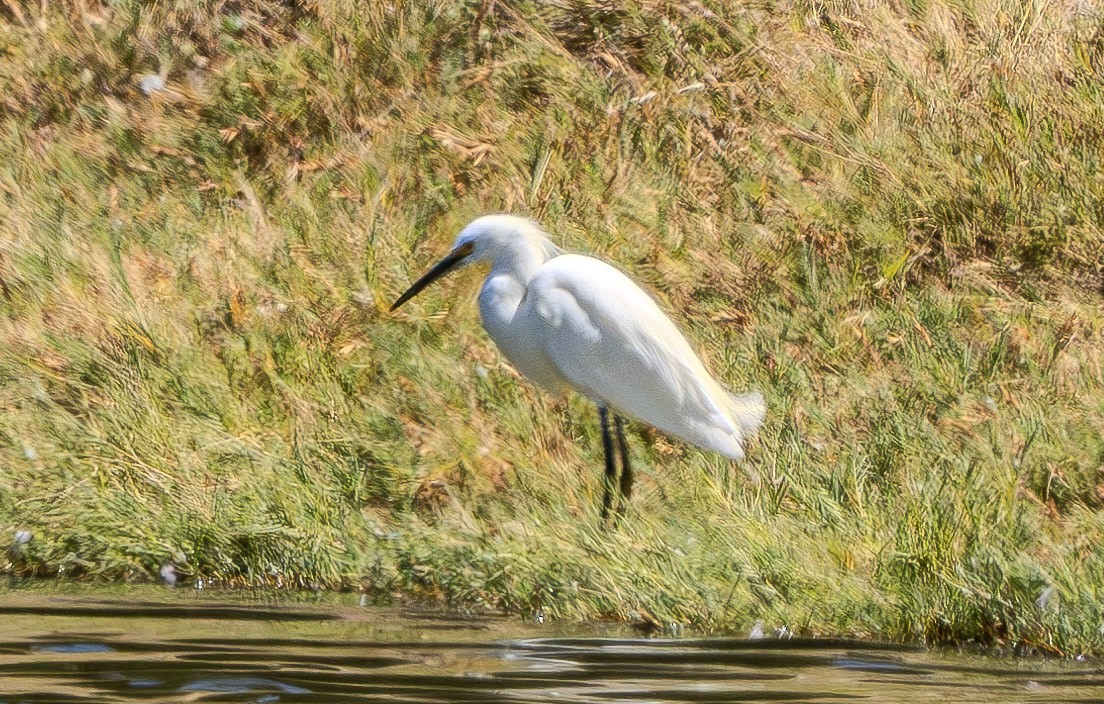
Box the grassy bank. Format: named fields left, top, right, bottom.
left=1, top=0, right=1102, bottom=654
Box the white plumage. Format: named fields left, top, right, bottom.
left=392, top=214, right=765, bottom=513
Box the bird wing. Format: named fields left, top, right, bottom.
left=519, top=254, right=762, bottom=459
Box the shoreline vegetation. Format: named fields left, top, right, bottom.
left=0, top=1, right=1102, bottom=655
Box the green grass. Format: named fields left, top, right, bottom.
left=1, top=0, right=1102, bottom=655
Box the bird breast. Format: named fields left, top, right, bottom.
left=478, top=273, right=567, bottom=393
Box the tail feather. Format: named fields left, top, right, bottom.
left=727, top=390, right=766, bottom=436
left=686, top=387, right=765, bottom=461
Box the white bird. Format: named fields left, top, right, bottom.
left=392, top=215, right=765, bottom=517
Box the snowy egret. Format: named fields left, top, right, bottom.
left=392, top=215, right=765, bottom=517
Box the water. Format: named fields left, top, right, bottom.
left=0, top=589, right=1099, bottom=703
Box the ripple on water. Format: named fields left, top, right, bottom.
left=178, top=676, right=312, bottom=694
left=0, top=594, right=1099, bottom=703
left=29, top=642, right=116, bottom=654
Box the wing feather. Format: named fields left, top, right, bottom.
left=519, top=255, right=762, bottom=459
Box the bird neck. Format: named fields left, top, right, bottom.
left=478, top=236, right=558, bottom=334
left=487, top=235, right=559, bottom=284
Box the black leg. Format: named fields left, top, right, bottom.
left=614, top=415, right=633, bottom=508
left=599, top=405, right=616, bottom=520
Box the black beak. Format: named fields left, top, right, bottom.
left=391, top=242, right=474, bottom=311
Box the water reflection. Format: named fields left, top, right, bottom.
left=0, top=592, right=1099, bottom=703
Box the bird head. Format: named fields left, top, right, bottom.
left=391, top=215, right=553, bottom=311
